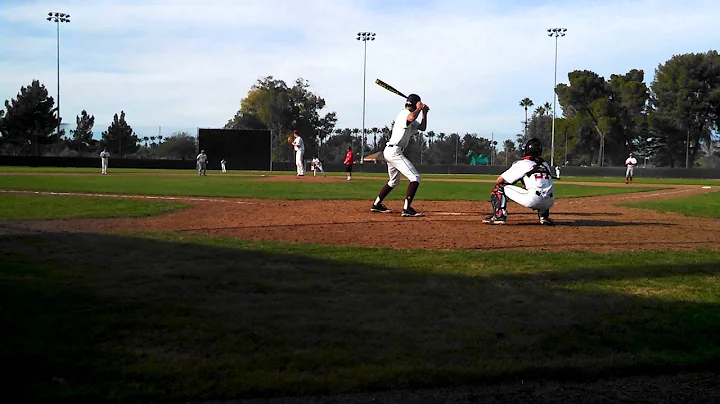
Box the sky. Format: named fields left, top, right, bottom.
left=1, top=0, right=719, bottom=144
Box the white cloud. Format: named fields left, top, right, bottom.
left=1, top=0, right=719, bottom=145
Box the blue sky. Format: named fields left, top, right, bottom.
left=1, top=0, right=719, bottom=145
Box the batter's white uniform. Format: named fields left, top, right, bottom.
left=501, top=158, right=555, bottom=213
left=221, top=159, right=227, bottom=173
left=625, top=156, right=637, bottom=178
left=383, top=109, right=422, bottom=187
left=311, top=158, right=325, bottom=176
left=100, top=150, right=110, bottom=174
left=293, top=136, right=305, bottom=176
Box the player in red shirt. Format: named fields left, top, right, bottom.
left=344, top=146, right=354, bottom=181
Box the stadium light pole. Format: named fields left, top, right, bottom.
left=357, top=32, right=376, bottom=165
left=46, top=12, right=70, bottom=142
left=547, top=28, right=566, bottom=167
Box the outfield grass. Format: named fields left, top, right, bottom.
left=0, top=173, right=662, bottom=201
left=619, top=190, right=720, bottom=219
left=1, top=232, right=719, bottom=402
left=0, top=194, right=187, bottom=220
left=2, top=166, right=718, bottom=185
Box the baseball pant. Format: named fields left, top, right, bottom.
left=296, top=150, right=305, bottom=175
left=383, top=145, right=420, bottom=187
left=504, top=185, right=555, bottom=212
left=101, top=158, right=108, bottom=174
left=221, top=164, right=226, bottom=173
left=626, top=166, right=634, bottom=178
left=198, top=162, right=207, bottom=175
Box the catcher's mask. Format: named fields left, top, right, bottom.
left=405, top=94, right=421, bottom=111
left=521, top=138, right=543, bottom=158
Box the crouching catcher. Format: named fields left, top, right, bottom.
left=483, top=138, right=555, bottom=226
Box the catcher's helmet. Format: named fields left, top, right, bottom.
left=521, top=138, right=543, bottom=158
left=405, top=93, right=421, bottom=108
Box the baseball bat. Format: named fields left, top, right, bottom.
left=375, top=79, right=407, bottom=99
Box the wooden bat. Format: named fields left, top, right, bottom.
left=375, top=79, right=407, bottom=98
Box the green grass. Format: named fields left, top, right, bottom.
left=2, top=166, right=718, bottom=185
left=619, top=190, right=720, bottom=219
left=2, top=232, right=719, bottom=402
left=0, top=173, right=662, bottom=200
left=0, top=194, right=187, bottom=220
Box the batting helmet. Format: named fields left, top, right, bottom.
left=521, top=138, right=543, bottom=158
left=405, top=94, right=421, bottom=108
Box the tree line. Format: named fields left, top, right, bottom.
left=2, top=50, right=718, bottom=167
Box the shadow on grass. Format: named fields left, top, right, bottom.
left=1, top=233, right=719, bottom=403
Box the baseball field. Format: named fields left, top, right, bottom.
left=1, top=167, right=719, bottom=403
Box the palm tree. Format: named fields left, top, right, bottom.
left=351, top=128, right=360, bottom=145
left=427, top=130, right=436, bottom=144
left=519, top=98, right=534, bottom=138
left=371, top=127, right=379, bottom=150
left=543, top=101, right=552, bottom=116
left=158, top=135, right=164, bottom=143
left=143, top=136, right=150, bottom=148
left=438, top=132, right=447, bottom=141
left=534, top=105, right=545, bottom=118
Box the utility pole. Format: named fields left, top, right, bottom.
left=547, top=28, right=567, bottom=167
left=357, top=32, right=376, bottom=164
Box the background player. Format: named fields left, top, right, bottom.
left=344, top=146, right=354, bottom=180
left=370, top=93, right=428, bottom=217
left=483, top=138, right=555, bottom=226
left=100, top=148, right=110, bottom=175
left=625, top=152, right=638, bottom=184
left=196, top=150, right=208, bottom=176
left=311, top=157, right=326, bottom=177
left=288, top=130, right=305, bottom=176
left=221, top=158, right=227, bottom=173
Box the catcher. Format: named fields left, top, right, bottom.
left=483, top=138, right=555, bottom=226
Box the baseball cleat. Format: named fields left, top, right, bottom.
left=540, top=217, right=554, bottom=226
left=370, top=203, right=392, bottom=213
left=482, top=216, right=506, bottom=225
left=401, top=207, right=425, bottom=217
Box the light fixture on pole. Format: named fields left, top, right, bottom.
left=547, top=27, right=566, bottom=167
left=357, top=32, right=376, bottom=165
left=46, top=12, right=70, bottom=142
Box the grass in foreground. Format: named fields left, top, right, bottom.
left=0, top=194, right=187, bottom=220
left=2, top=232, right=719, bottom=402
left=0, top=173, right=662, bottom=200
left=619, top=190, right=720, bottom=219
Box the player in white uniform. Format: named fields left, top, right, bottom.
left=483, top=138, right=555, bottom=226
left=370, top=93, right=428, bottom=217
left=221, top=159, right=227, bottom=173
left=196, top=150, right=208, bottom=176
left=311, top=157, right=326, bottom=177
left=100, top=149, right=110, bottom=175
left=624, top=152, right=638, bottom=184
left=289, top=130, right=305, bottom=176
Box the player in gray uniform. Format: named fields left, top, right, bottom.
left=370, top=93, right=429, bottom=217
left=100, top=148, right=110, bottom=175
left=196, top=150, right=208, bottom=176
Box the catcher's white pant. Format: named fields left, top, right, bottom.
left=505, top=185, right=555, bottom=212
left=295, top=150, right=305, bottom=175
left=383, top=145, right=420, bottom=187
left=626, top=166, right=635, bottom=177
left=313, top=165, right=325, bottom=176
left=101, top=158, right=108, bottom=174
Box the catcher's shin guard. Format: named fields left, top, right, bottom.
left=490, top=185, right=508, bottom=219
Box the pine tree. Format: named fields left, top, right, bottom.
left=101, top=110, right=139, bottom=157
